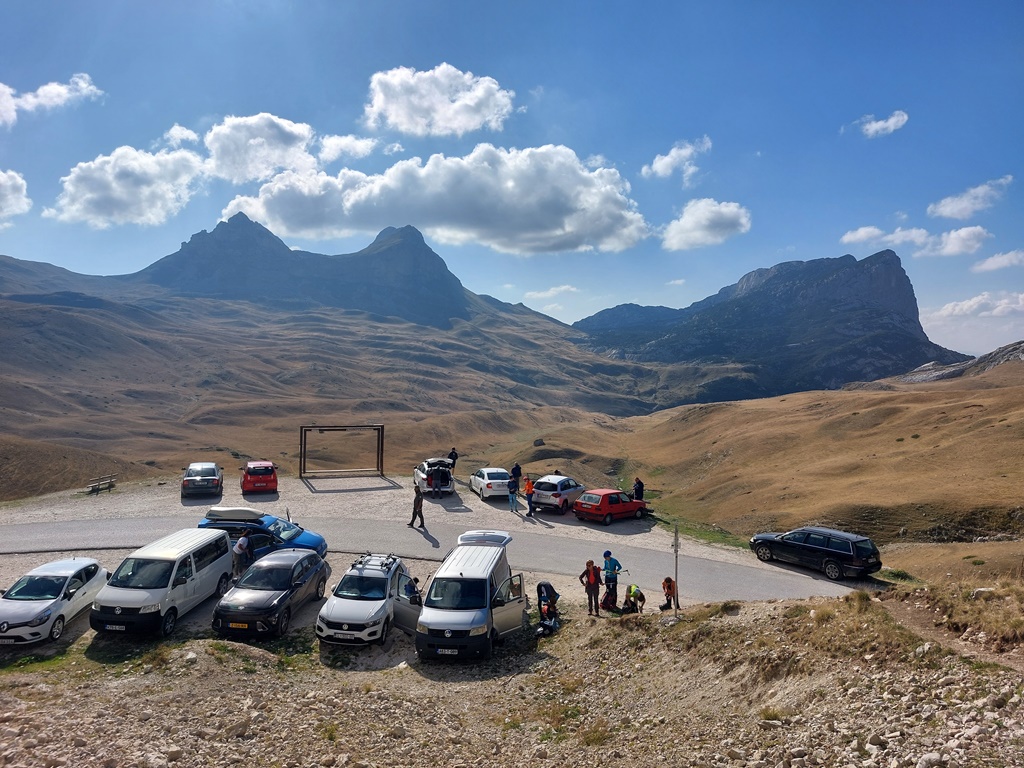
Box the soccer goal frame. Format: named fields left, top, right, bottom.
left=298, top=424, right=385, bottom=478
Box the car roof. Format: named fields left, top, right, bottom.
left=26, top=557, right=101, bottom=578
left=245, top=460, right=275, bottom=467
left=478, top=467, right=508, bottom=473
left=796, top=526, right=872, bottom=541
left=187, top=461, right=219, bottom=469
left=423, top=457, right=453, bottom=465
left=536, top=474, right=572, bottom=482
left=343, top=553, right=402, bottom=575
left=582, top=488, right=624, bottom=496
left=131, top=529, right=228, bottom=560
left=251, top=548, right=315, bottom=567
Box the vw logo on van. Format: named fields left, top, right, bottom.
left=0, top=622, right=8, bottom=633
left=444, top=629, right=452, bottom=638
left=114, top=607, right=122, bottom=615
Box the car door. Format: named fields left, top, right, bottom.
left=772, top=531, right=808, bottom=564
left=171, top=556, right=197, bottom=612
left=393, top=571, right=422, bottom=635
left=492, top=573, right=526, bottom=637
left=800, top=532, right=830, bottom=569
left=65, top=565, right=96, bottom=619
left=248, top=532, right=276, bottom=560
left=291, top=557, right=314, bottom=608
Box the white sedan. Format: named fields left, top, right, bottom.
left=470, top=467, right=511, bottom=499
left=0, top=558, right=107, bottom=644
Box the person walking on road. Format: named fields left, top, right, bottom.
left=507, top=474, right=520, bottom=513
left=408, top=486, right=425, bottom=528
left=579, top=559, right=603, bottom=616
left=603, top=550, right=622, bottom=606
left=523, top=475, right=535, bottom=517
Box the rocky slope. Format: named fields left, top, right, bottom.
left=2, top=591, right=1022, bottom=768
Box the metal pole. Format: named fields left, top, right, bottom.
left=674, top=522, right=680, bottom=618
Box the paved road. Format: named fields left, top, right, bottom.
left=0, top=475, right=852, bottom=604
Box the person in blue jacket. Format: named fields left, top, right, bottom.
left=602, top=550, right=622, bottom=605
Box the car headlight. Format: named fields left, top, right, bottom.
left=138, top=604, right=161, bottom=614
left=468, top=624, right=488, bottom=636
left=365, top=617, right=383, bottom=627
left=28, top=608, right=53, bottom=627
left=416, top=621, right=429, bottom=634
left=92, top=600, right=102, bottom=610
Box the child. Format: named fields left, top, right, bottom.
left=660, top=576, right=678, bottom=611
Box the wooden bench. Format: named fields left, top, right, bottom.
left=86, top=474, right=118, bottom=493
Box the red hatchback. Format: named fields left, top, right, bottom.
left=573, top=489, right=647, bottom=525
left=240, top=460, right=279, bottom=494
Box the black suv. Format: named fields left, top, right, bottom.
left=748, top=526, right=881, bottom=581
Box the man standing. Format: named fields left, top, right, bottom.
left=430, top=464, right=444, bottom=499
left=232, top=529, right=253, bottom=580
left=510, top=462, right=522, bottom=483
left=632, top=477, right=645, bottom=501
left=448, top=447, right=459, bottom=470
left=579, top=559, right=603, bottom=616
left=523, top=474, right=535, bottom=517
left=507, top=473, right=520, bottom=513
left=602, top=550, right=622, bottom=606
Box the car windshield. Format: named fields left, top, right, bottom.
left=423, top=578, right=487, bottom=610
left=238, top=566, right=292, bottom=591
left=187, top=466, right=218, bottom=478
left=266, top=517, right=301, bottom=541
left=333, top=574, right=387, bottom=600
left=534, top=481, right=557, bottom=492
left=108, top=558, right=174, bottom=589
left=578, top=493, right=601, bottom=504
left=3, top=575, right=66, bottom=601
left=486, top=471, right=510, bottom=481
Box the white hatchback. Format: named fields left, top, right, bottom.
left=469, top=467, right=511, bottom=499
left=0, top=558, right=107, bottom=645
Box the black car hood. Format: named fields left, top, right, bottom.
left=219, top=588, right=287, bottom=612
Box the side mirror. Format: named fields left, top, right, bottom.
left=65, top=588, right=79, bottom=599
left=173, top=576, right=187, bottom=587
left=491, top=596, right=506, bottom=608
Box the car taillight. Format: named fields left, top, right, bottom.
left=486, top=483, right=493, bottom=489
left=212, top=478, right=220, bottom=486
left=552, top=492, right=561, bottom=498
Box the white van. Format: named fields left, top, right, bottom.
left=90, top=528, right=232, bottom=637
left=414, top=530, right=526, bottom=660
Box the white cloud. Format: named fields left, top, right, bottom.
left=0, top=73, right=103, bottom=127
left=525, top=285, right=578, bottom=300
left=927, top=175, right=1013, bottom=220
left=661, top=198, right=751, bottom=250
left=641, top=136, right=712, bottom=187
left=363, top=63, right=515, bottom=137
left=164, top=124, right=199, bottom=148
left=383, top=143, right=404, bottom=155
left=319, top=134, right=378, bottom=164
left=42, top=146, right=204, bottom=228
left=915, top=226, right=991, bottom=257
left=221, top=143, right=649, bottom=254
left=856, top=110, right=909, bottom=138
left=666, top=278, right=686, bottom=286
left=971, top=250, right=1024, bottom=273
left=884, top=227, right=932, bottom=247
left=204, top=113, right=316, bottom=183
left=840, top=225, right=885, bottom=244
left=922, top=292, right=1024, bottom=355
left=543, top=303, right=564, bottom=313
left=0, top=169, right=32, bottom=227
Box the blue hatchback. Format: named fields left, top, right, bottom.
left=198, top=507, right=328, bottom=560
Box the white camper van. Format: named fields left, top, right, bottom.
left=90, top=528, right=232, bottom=637
left=414, top=530, right=526, bottom=660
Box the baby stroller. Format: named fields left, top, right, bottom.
left=536, top=581, right=561, bottom=636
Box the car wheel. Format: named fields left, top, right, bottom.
left=377, top=618, right=390, bottom=646
left=754, top=544, right=773, bottom=562
left=823, top=561, right=844, bottom=581
left=316, top=578, right=327, bottom=600
left=216, top=573, right=230, bottom=597
left=559, top=502, right=568, bottom=515
left=48, top=615, right=66, bottom=642
left=277, top=608, right=291, bottom=637
left=635, top=507, right=645, bottom=519
left=603, top=513, right=613, bottom=526
left=160, top=609, right=177, bottom=637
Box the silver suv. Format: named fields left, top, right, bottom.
left=531, top=474, right=586, bottom=515
left=315, top=553, right=420, bottom=646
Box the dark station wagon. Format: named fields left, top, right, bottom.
left=748, top=526, right=882, bottom=581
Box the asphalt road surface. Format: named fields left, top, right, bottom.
left=1, top=474, right=853, bottom=604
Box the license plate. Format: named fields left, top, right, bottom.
left=229, top=622, right=249, bottom=629
left=105, top=624, right=126, bottom=631
left=335, top=632, right=354, bottom=639
left=0, top=638, right=15, bottom=644
left=437, top=648, right=458, bottom=655
left=255, top=483, right=266, bottom=487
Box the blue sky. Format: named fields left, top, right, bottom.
left=0, top=2, right=1021, bottom=356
